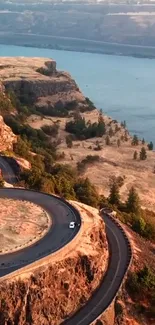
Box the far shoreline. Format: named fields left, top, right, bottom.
left=1, top=34, right=155, bottom=60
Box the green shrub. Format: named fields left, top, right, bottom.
left=77, top=155, right=100, bottom=173
left=41, top=124, right=59, bottom=137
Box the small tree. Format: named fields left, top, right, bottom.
left=66, top=135, right=73, bottom=148
left=121, top=121, right=126, bottom=128
left=117, top=139, right=121, bottom=147
left=132, top=135, right=139, bottom=146
left=126, top=186, right=140, bottom=215
left=140, top=147, right=147, bottom=160
left=148, top=141, right=153, bottom=151
left=105, top=135, right=110, bottom=145
left=124, top=130, right=128, bottom=142
left=133, top=150, right=138, bottom=160
left=97, top=113, right=106, bottom=137
left=142, top=138, right=145, bottom=145
left=115, top=124, right=120, bottom=133
left=109, top=127, right=114, bottom=137
left=109, top=181, right=120, bottom=206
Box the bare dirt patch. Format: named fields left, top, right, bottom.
left=0, top=199, right=50, bottom=254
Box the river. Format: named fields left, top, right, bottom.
left=0, top=44, right=155, bottom=143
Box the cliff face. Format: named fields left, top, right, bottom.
left=0, top=115, right=17, bottom=151
left=0, top=57, right=86, bottom=111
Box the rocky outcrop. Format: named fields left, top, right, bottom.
left=0, top=57, right=87, bottom=112
left=0, top=115, right=17, bottom=151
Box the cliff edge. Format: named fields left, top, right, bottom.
left=0, top=57, right=87, bottom=112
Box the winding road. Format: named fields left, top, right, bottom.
left=0, top=156, right=132, bottom=324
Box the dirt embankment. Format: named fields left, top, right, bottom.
left=0, top=202, right=109, bottom=325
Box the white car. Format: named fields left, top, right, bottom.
left=69, top=221, right=75, bottom=229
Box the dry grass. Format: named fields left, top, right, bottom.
left=0, top=199, right=50, bottom=253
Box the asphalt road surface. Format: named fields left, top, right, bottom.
left=0, top=156, right=17, bottom=183
left=0, top=156, right=132, bottom=324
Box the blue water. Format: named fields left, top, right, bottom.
left=0, top=44, right=155, bottom=142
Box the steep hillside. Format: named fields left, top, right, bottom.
left=28, top=110, right=155, bottom=212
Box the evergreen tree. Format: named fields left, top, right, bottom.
left=117, top=139, right=121, bottom=147
left=66, top=135, right=73, bottom=148
left=109, top=181, right=120, bottom=206
left=126, top=186, right=140, bottom=215
left=105, top=135, right=110, bottom=145
left=148, top=141, right=153, bottom=151
left=124, top=130, right=129, bottom=142
left=140, top=147, right=147, bottom=160
left=97, top=113, right=106, bottom=137
left=115, top=124, right=120, bottom=133
left=133, top=150, right=138, bottom=160
left=109, top=127, right=114, bottom=137
left=142, top=138, right=145, bottom=145
left=121, top=120, right=126, bottom=128
left=132, top=135, right=139, bottom=146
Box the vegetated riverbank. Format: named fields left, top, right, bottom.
left=1, top=33, right=155, bottom=59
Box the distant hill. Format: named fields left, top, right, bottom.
left=0, top=1, right=155, bottom=57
